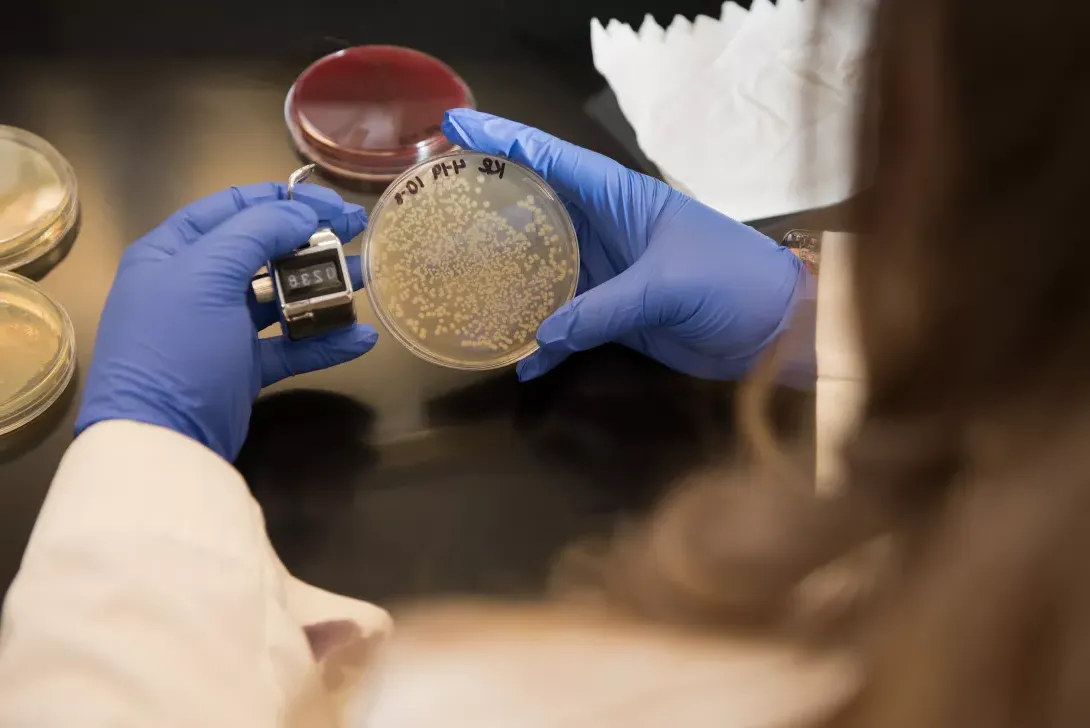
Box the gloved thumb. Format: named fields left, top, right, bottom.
left=515, top=273, right=644, bottom=382
left=259, top=324, right=379, bottom=388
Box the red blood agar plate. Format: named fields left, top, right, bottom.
left=285, top=46, right=475, bottom=183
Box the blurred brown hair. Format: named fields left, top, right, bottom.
left=554, top=0, right=1090, bottom=724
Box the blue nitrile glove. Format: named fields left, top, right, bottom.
left=442, top=109, right=815, bottom=383
left=75, top=183, right=379, bottom=461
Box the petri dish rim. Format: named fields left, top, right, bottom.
left=284, top=45, right=476, bottom=183
left=284, top=93, right=470, bottom=184
left=0, top=271, right=77, bottom=437
left=362, top=150, right=580, bottom=371
left=0, top=125, right=79, bottom=272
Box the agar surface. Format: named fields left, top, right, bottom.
left=370, top=163, right=577, bottom=364
left=0, top=301, right=61, bottom=401
left=0, top=141, right=65, bottom=246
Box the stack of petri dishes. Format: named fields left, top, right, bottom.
left=0, top=271, right=77, bottom=441
left=0, top=126, right=79, bottom=453
left=0, top=126, right=78, bottom=273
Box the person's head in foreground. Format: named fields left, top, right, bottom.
left=375, top=0, right=1090, bottom=726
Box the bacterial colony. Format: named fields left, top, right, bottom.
left=366, top=156, right=579, bottom=368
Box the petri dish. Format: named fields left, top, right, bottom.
left=0, top=272, right=76, bottom=437
left=285, top=46, right=474, bottom=183
left=0, top=126, right=78, bottom=271
left=363, top=151, right=580, bottom=370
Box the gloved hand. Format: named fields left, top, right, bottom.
left=76, top=183, right=378, bottom=461
left=442, top=109, right=815, bottom=382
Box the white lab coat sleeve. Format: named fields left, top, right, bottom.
left=0, top=420, right=391, bottom=728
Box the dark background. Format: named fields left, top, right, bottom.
left=0, top=0, right=808, bottom=607
left=6, top=1, right=746, bottom=66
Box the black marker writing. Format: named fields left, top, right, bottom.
left=395, top=175, right=426, bottom=205
left=478, top=157, right=506, bottom=179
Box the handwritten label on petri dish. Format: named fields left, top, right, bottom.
left=477, top=157, right=505, bottom=179
left=393, top=175, right=427, bottom=206
left=431, top=157, right=467, bottom=180
left=394, top=156, right=509, bottom=205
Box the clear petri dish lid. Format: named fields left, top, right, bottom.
left=0, top=271, right=77, bottom=437
left=285, top=46, right=475, bottom=183
left=0, top=126, right=79, bottom=272
left=363, top=151, right=580, bottom=370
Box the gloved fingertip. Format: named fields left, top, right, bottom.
left=338, top=324, right=379, bottom=353
left=283, top=181, right=336, bottom=201
left=268, top=199, right=321, bottom=227
left=211, top=200, right=320, bottom=270
left=259, top=325, right=377, bottom=387
left=343, top=201, right=367, bottom=220
left=280, top=184, right=368, bottom=245
left=280, top=182, right=349, bottom=218
left=326, top=204, right=368, bottom=243
left=516, top=356, right=541, bottom=382
left=535, top=307, right=574, bottom=348
left=358, top=325, right=380, bottom=348
left=441, top=111, right=470, bottom=146
left=518, top=347, right=569, bottom=381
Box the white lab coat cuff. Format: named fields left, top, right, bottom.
left=25, top=420, right=261, bottom=564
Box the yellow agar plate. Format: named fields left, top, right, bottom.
left=0, top=271, right=76, bottom=436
